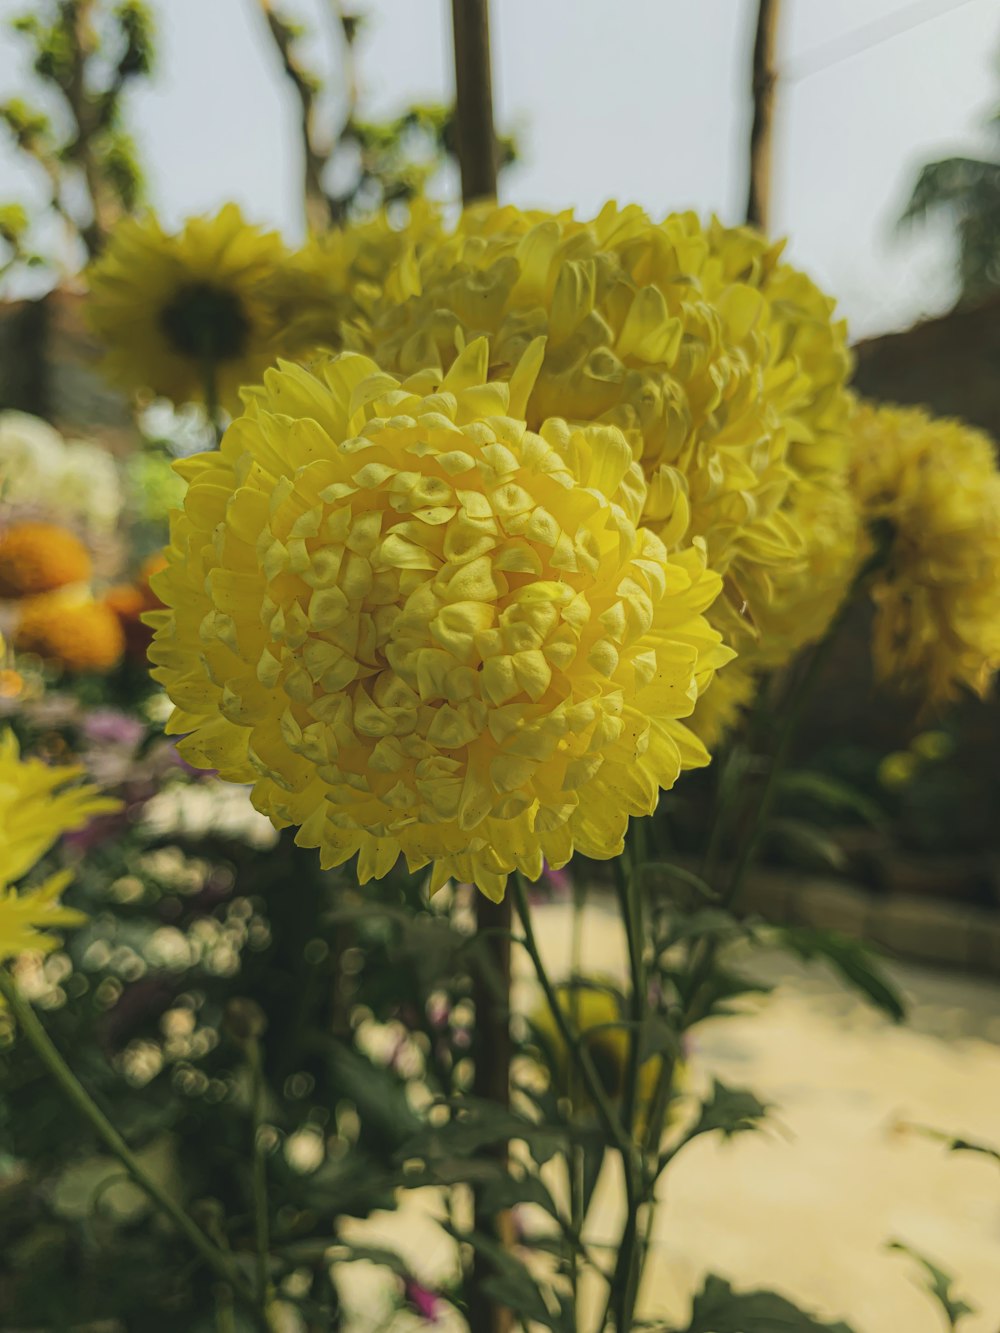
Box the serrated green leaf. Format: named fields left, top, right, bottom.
left=888, top=1241, right=976, bottom=1329
left=679, top=1273, right=858, bottom=1332
left=676, top=1081, right=770, bottom=1152
left=899, top=1123, right=1000, bottom=1167
left=770, top=926, right=905, bottom=1022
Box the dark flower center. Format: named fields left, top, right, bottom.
left=160, top=282, right=251, bottom=363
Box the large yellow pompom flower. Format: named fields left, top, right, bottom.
left=0, top=521, right=92, bottom=598
left=87, top=204, right=287, bottom=413
left=850, top=402, right=1000, bottom=706
left=147, top=339, right=732, bottom=900
left=319, top=204, right=859, bottom=681
left=0, top=729, right=117, bottom=964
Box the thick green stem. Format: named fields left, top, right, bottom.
left=0, top=968, right=256, bottom=1309
left=606, top=827, right=649, bottom=1330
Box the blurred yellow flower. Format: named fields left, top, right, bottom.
left=15, top=596, right=125, bottom=674
left=878, top=751, right=917, bottom=791
left=268, top=201, right=443, bottom=362
left=911, top=730, right=952, bottom=762
left=0, top=521, right=93, bottom=599
left=530, top=981, right=678, bottom=1136
left=148, top=340, right=732, bottom=900
left=0, top=729, right=117, bottom=963
left=87, top=204, right=287, bottom=413
left=850, top=402, right=1000, bottom=706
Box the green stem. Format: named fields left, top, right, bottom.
left=568, top=873, right=587, bottom=1309
left=510, top=872, right=634, bottom=1176
left=606, top=827, right=648, bottom=1330
left=203, top=356, right=223, bottom=444
left=0, top=968, right=256, bottom=1309
left=248, top=1037, right=271, bottom=1314
left=683, top=628, right=836, bottom=1030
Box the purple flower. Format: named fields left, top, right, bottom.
left=82, top=708, right=146, bottom=749
left=403, top=1278, right=443, bottom=1323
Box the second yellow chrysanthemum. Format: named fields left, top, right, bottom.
left=850, top=401, right=1000, bottom=706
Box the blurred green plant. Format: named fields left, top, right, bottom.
left=0, top=0, right=155, bottom=276
left=900, top=53, right=1000, bottom=303
left=255, top=0, right=520, bottom=228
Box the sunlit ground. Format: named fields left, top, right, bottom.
left=336, top=899, right=1000, bottom=1332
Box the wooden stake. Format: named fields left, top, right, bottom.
left=746, top=0, right=782, bottom=232
left=448, top=14, right=511, bottom=1326
left=451, top=0, right=499, bottom=202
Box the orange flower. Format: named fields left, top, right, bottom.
left=0, top=522, right=92, bottom=598
left=15, top=597, right=125, bottom=674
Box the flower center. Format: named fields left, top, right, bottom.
left=160, top=282, right=250, bottom=362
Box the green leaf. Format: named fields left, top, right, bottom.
left=770, top=926, right=905, bottom=1023
left=661, top=909, right=746, bottom=947
left=639, top=1013, right=682, bottom=1064
left=778, top=771, right=886, bottom=828
left=642, top=861, right=721, bottom=904
left=675, top=1081, right=770, bottom=1152
left=888, top=1241, right=976, bottom=1329
left=455, top=1229, right=564, bottom=1328
left=397, top=1099, right=570, bottom=1167
left=477, top=1170, right=562, bottom=1222
left=766, top=817, right=848, bottom=872
left=679, top=1273, right=858, bottom=1332
left=670, top=964, right=772, bottom=1020
left=897, top=1123, right=1000, bottom=1168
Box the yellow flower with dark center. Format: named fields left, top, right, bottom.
left=0, top=729, right=117, bottom=963
left=850, top=402, right=1000, bottom=706
left=147, top=339, right=732, bottom=900
left=0, top=521, right=93, bottom=598
left=15, top=596, right=125, bottom=674
left=87, top=204, right=287, bottom=412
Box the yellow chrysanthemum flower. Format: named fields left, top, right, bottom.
left=147, top=339, right=732, bottom=900
left=364, top=205, right=793, bottom=577
left=850, top=402, right=1000, bottom=706
left=0, top=728, right=117, bottom=964
left=0, top=521, right=93, bottom=598
left=323, top=205, right=858, bottom=703
left=15, top=595, right=125, bottom=674
left=697, top=220, right=860, bottom=669
left=268, top=201, right=443, bottom=362
left=87, top=204, right=288, bottom=413
left=530, top=981, right=681, bottom=1137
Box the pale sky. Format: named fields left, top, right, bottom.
left=1, top=0, right=997, bottom=339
